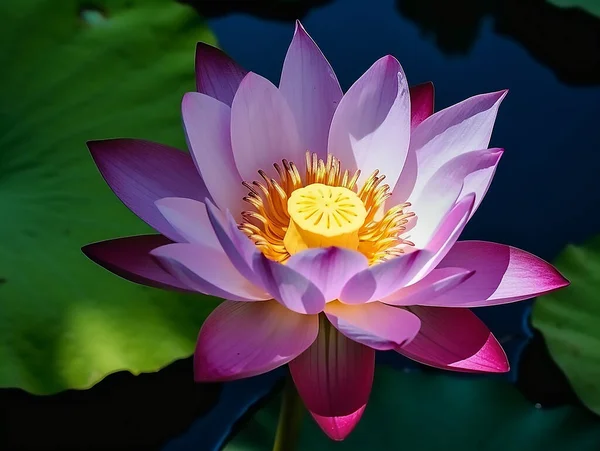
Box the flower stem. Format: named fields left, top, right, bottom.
left=272, top=373, right=304, bottom=451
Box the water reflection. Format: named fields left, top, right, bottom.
left=396, top=0, right=600, bottom=85
left=188, top=0, right=600, bottom=85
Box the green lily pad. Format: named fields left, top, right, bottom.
left=532, top=236, right=600, bottom=416
left=0, top=0, right=220, bottom=394
left=226, top=367, right=600, bottom=450
left=548, top=0, right=600, bottom=18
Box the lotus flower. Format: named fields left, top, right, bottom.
left=84, top=21, right=569, bottom=440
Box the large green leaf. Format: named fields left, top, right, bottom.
left=548, top=0, right=600, bottom=18
left=532, top=236, right=600, bottom=416
left=227, top=367, right=600, bottom=450
left=0, top=0, right=220, bottom=394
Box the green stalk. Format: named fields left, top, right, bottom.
left=272, top=373, right=305, bottom=451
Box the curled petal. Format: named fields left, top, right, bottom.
left=340, top=251, right=422, bottom=304
left=195, top=300, right=318, bottom=381
left=286, top=247, right=369, bottom=301
left=398, top=306, right=509, bottom=373
left=253, top=254, right=326, bottom=314
left=290, top=316, right=375, bottom=440
left=325, top=301, right=421, bottom=350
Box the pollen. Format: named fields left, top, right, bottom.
left=238, top=152, right=415, bottom=265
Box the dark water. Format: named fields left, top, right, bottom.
left=4, top=1, right=600, bottom=450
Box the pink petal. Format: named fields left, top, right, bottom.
left=339, top=251, right=422, bottom=304
left=230, top=72, right=302, bottom=183
left=151, top=242, right=270, bottom=302
left=410, top=82, right=434, bottom=129
left=82, top=234, right=189, bottom=291
left=205, top=201, right=265, bottom=289
left=279, top=21, right=343, bottom=160
left=285, top=247, right=369, bottom=301
left=381, top=267, right=474, bottom=306
left=155, top=197, right=220, bottom=250
left=428, top=241, right=570, bottom=307
left=87, top=139, right=208, bottom=242
left=182, top=92, right=246, bottom=214
left=195, top=300, right=318, bottom=381
left=398, top=306, right=509, bottom=373
left=253, top=253, right=326, bottom=314
left=324, top=301, right=421, bottom=350
left=407, top=193, right=476, bottom=285
left=327, top=55, right=411, bottom=189
left=289, top=317, right=375, bottom=439
left=311, top=408, right=366, bottom=442
left=195, top=43, right=247, bottom=106
left=409, top=148, right=503, bottom=248
left=408, top=90, right=507, bottom=199
left=205, top=202, right=326, bottom=314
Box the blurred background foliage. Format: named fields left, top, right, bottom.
left=0, top=0, right=220, bottom=395
left=1, top=0, right=600, bottom=450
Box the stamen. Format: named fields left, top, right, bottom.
left=238, top=151, right=415, bottom=265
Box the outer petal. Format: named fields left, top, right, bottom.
left=289, top=317, right=375, bottom=440
left=230, top=72, right=302, bottom=183
left=324, top=301, right=421, bottom=350
left=285, top=247, right=369, bottom=301
left=195, top=300, right=318, bottom=381
left=195, top=43, right=247, bottom=106
left=381, top=267, right=474, bottom=306
left=87, top=139, right=208, bottom=242
left=279, top=21, right=343, bottom=160
left=408, top=148, right=503, bottom=248
left=182, top=92, right=246, bottom=214
left=340, top=251, right=422, bottom=304
left=398, top=306, right=509, bottom=373
left=82, top=235, right=189, bottom=291
left=407, top=90, right=507, bottom=199
left=327, top=55, right=411, bottom=188
left=427, top=241, right=570, bottom=307
left=410, top=82, right=434, bottom=129
left=151, top=242, right=270, bottom=302
left=407, top=193, right=475, bottom=285
left=155, top=197, right=220, bottom=250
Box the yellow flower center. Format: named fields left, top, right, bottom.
left=285, top=184, right=367, bottom=254
left=238, top=152, right=415, bottom=265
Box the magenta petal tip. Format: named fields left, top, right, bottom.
left=311, top=406, right=366, bottom=441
